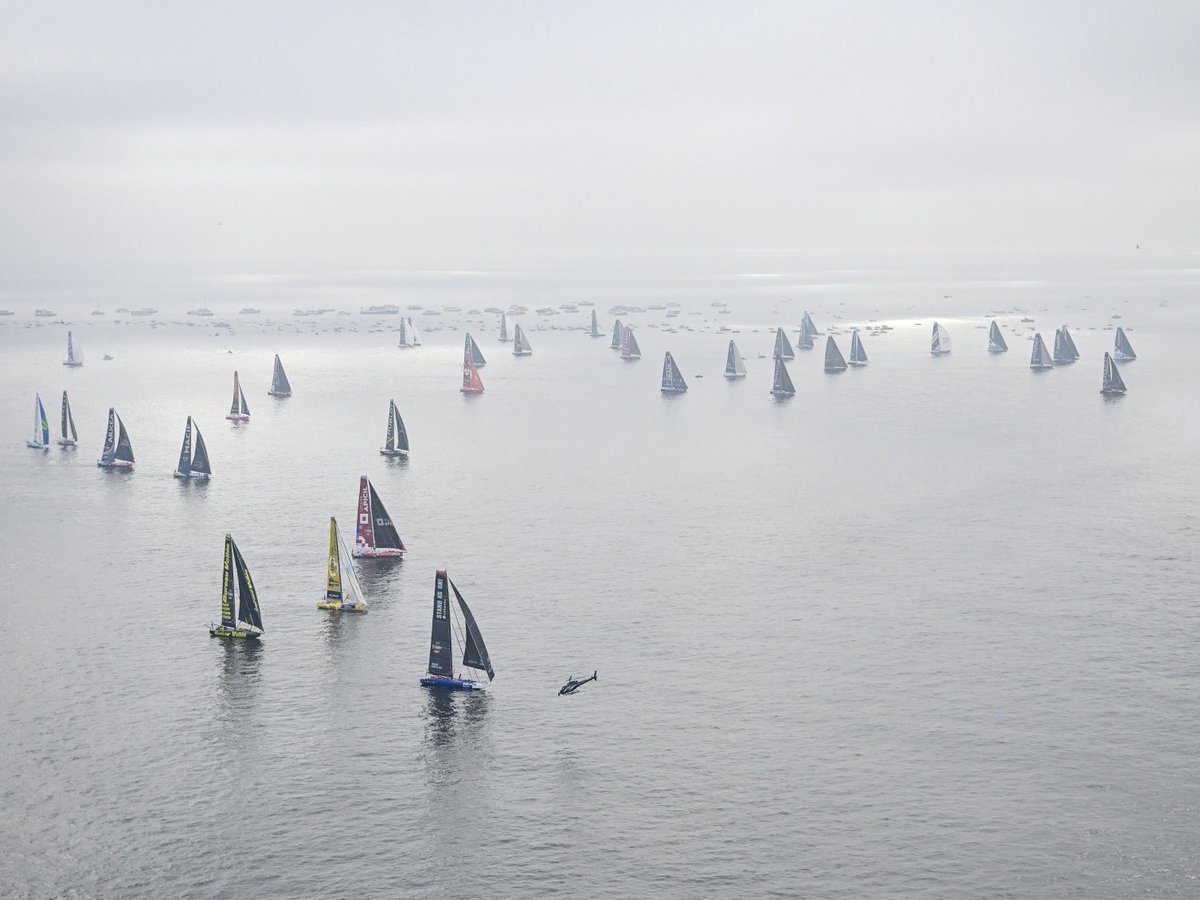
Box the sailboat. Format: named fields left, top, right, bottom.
left=1053, top=326, right=1080, bottom=364
left=464, top=333, right=487, bottom=367
left=610, top=318, right=624, bottom=349
left=620, top=326, right=641, bottom=360
left=1101, top=352, right=1127, bottom=395
left=174, top=416, right=212, bottom=479
left=352, top=475, right=406, bottom=558
left=225, top=371, right=250, bottom=421
left=724, top=340, right=747, bottom=378
left=987, top=321, right=1008, bottom=353
left=461, top=352, right=485, bottom=394
left=1030, top=333, right=1054, bottom=369
left=97, top=408, right=134, bottom=468
left=397, top=316, right=412, bottom=348
left=773, top=327, right=795, bottom=360
left=512, top=322, right=533, bottom=356
left=499, top=313, right=510, bottom=342
left=661, top=352, right=688, bottom=393
left=1114, top=327, right=1137, bottom=361
left=57, top=391, right=78, bottom=447
left=379, top=399, right=410, bottom=457
left=420, top=570, right=495, bottom=691
left=267, top=354, right=292, bottom=397
left=848, top=330, right=868, bottom=366
left=930, top=322, right=952, bottom=355
left=588, top=309, right=603, bottom=337
left=63, top=331, right=83, bottom=367
left=209, top=533, right=264, bottom=639
left=824, top=336, right=847, bottom=373
left=408, top=318, right=422, bottom=346
left=26, top=394, right=50, bottom=449
left=801, top=311, right=821, bottom=338
left=771, top=357, right=795, bottom=397
left=317, top=517, right=368, bottom=612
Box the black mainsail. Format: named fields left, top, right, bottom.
left=192, top=422, right=211, bottom=475
left=611, top=318, right=623, bottom=349
left=368, top=482, right=406, bottom=552
left=176, top=417, right=193, bottom=476
left=773, top=327, right=795, bottom=360
left=451, top=578, right=495, bottom=681
left=1053, top=326, right=1080, bottom=364
left=771, top=357, right=795, bottom=396
left=269, top=354, right=292, bottom=397
left=381, top=400, right=410, bottom=456
left=427, top=571, right=455, bottom=677
left=1030, top=333, right=1054, bottom=369
left=231, top=539, right=264, bottom=631
left=724, top=340, right=746, bottom=378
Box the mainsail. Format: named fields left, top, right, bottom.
left=773, top=327, right=795, bottom=360
left=1102, top=352, right=1127, bottom=394
left=1053, top=326, right=1080, bottom=364
left=29, top=394, right=49, bottom=448
left=175, top=417, right=193, bottom=476
left=771, top=357, right=795, bottom=396
left=801, top=311, right=821, bottom=339
left=1114, top=327, right=1136, bottom=361
left=499, top=313, right=509, bottom=342
left=1030, top=333, right=1054, bottom=369
left=227, top=371, right=250, bottom=419
left=269, top=354, right=292, bottom=397
left=824, top=336, right=847, bottom=372
left=988, top=321, right=1008, bottom=353
left=176, top=417, right=211, bottom=478
left=64, top=331, right=83, bottom=367
left=724, top=340, right=747, bottom=378
left=660, top=351, right=688, bottom=393
left=611, top=318, right=624, bottom=349
left=213, top=533, right=264, bottom=637
left=408, top=318, right=422, bottom=346
left=931, top=322, right=952, bottom=355
left=512, top=323, right=532, bottom=356
left=465, top=333, right=487, bottom=367
left=320, top=517, right=367, bottom=610
left=231, top=538, right=264, bottom=632
left=848, top=330, right=868, bottom=366
left=353, top=476, right=406, bottom=557
left=381, top=399, right=410, bottom=455
left=59, top=391, right=78, bottom=445
left=589, top=309, right=602, bottom=336
left=98, top=408, right=134, bottom=467
left=397, top=317, right=411, bottom=348
left=621, top=327, right=641, bottom=360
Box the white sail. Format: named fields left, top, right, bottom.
left=724, top=340, right=747, bottom=378
left=335, top=523, right=367, bottom=608
left=987, top=320, right=1008, bottom=353
left=931, top=322, right=952, bottom=355
left=1030, top=333, right=1054, bottom=369
left=408, top=318, right=422, bottom=345
left=848, top=330, right=868, bottom=366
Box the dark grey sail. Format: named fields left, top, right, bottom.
left=397, top=317, right=410, bottom=347
left=611, top=318, right=623, bottom=349
left=220, top=535, right=237, bottom=628
left=824, top=336, right=847, bottom=372
left=1053, top=326, right=1079, bottom=364
left=499, top=313, right=509, bottom=342
left=367, top=483, right=406, bottom=551
left=465, top=333, right=487, bottom=367
left=176, top=417, right=193, bottom=476
left=1114, top=327, right=1136, bottom=361
left=801, top=311, right=821, bottom=339
left=1102, top=352, right=1127, bottom=394
left=191, top=423, right=211, bottom=475
left=114, top=414, right=134, bottom=463
left=269, top=355, right=292, bottom=397
left=660, top=351, right=687, bottom=393
left=773, top=327, right=795, bottom=360
left=724, top=340, right=746, bottom=377
left=61, top=391, right=78, bottom=443
left=450, top=578, right=494, bottom=680
left=1030, top=333, right=1054, bottom=369
left=232, top=539, right=264, bottom=631
left=392, top=402, right=409, bottom=453
left=427, top=571, right=455, bottom=677
left=589, top=309, right=601, bottom=336
left=848, top=330, right=868, bottom=366
left=988, top=320, right=1008, bottom=353
left=771, top=357, right=795, bottom=396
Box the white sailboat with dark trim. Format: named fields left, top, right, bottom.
left=802, top=311, right=821, bottom=338
left=824, top=336, right=847, bottom=373
left=318, top=517, right=368, bottom=612
left=209, top=533, right=264, bottom=639
left=1030, top=333, right=1054, bottom=369
left=610, top=318, right=624, bottom=349
left=930, top=322, right=952, bottom=355
left=1102, top=352, right=1126, bottom=395
left=226, top=371, right=250, bottom=421
left=1053, top=326, right=1080, bottom=365
left=58, top=391, right=78, bottom=447
left=174, top=416, right=211, bottom=479
left=588, top=309, right=603, bottom=337
left=63, top=331, right=83, bottom=367
left=621, top=325, right=641, bottom=360
left=420, top=570, right=495, bottom=691
left=771, top=357, right=795, bottom=397
left=379, top=399, right=409, bottom=457
left=512, top=323, right=532, bottom=356
left=987, top=321, right=1008, bottom=353
left=773, top=327, right=795, bottom=360
left=1114, top=327, right=1136, bottom=361
left=661, top=351, right=687, bottom=393
left=352, top=475, right=406, bottom=558
left=724, top=340, right=747, bottom=378
left=27, top=394, right=50, bottom=450
left=97, top=408, right=134, bottom=468
left=464, top=333, right=487, bottom=367
left=498, top=313, right=510, bottom=342
left=397, top=317, right=412, bottom=348
left=267, top=354, right=292, bottom=397
left=848, top=330, right=868, bottom=366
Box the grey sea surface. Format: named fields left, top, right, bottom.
left=1, top=301, right=1198, bottom=898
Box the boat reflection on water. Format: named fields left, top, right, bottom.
left=213, top=639, right=264, bottom=724
left=423, top=687, right=491, bottom=749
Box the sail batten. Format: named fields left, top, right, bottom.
left=59, top=391, right=78, bottom=444
left=1053, top=326, right=1080, bottom=364
left=353, top=476, right=406, bottom=557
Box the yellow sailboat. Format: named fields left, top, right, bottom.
left=317, top=517, right=368, bottom=612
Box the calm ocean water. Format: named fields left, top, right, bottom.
left=2, top=296, right=1199, bottom=898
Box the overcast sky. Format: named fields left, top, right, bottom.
left=2, top=1, right=1198, bottom=305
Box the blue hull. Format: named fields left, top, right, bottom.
left=420, top=675, right=484, bottom=691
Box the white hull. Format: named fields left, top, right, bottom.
left=352, top=547, right=405, bottom=558
left=57, top=438, right=76, bottom=447
left=1114, top=353, right=1135, bottom=362
left=847, top=360, right=867, bottom=367
left=63, top=361, right=83, bottom=367
left=97, top=460, right=134, bottom=468
left=27, top=441, right=48, bottom=450
left=174, top=471, right=211, bottom=480
left=226, top=414, right=250, bottom=421
left=379, top=448, right=409, bottom=457
left=724, top=372, right=746, bottom=379
left=513, top=350, right=532, bottom=356
left=267, top=390, right=291, bottom=398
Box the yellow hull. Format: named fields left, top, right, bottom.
left=317, top=601, right=367, bottom=613
left=209, top=626, right=262, bottom=639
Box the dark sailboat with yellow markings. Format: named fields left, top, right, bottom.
left=209, top=533, right=265, bottom=639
